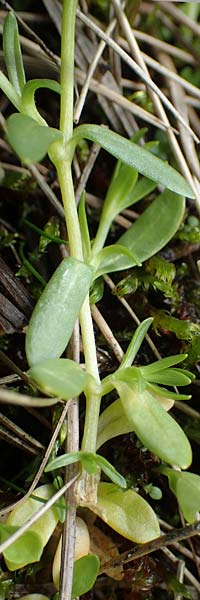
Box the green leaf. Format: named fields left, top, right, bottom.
left=147, top=382, right=191, bottom=401
left=140, top=354, right=188, bottom=375
left=26, top=257, right=93, bottom=367
left=3, top=12, right=26, bottom=95
left=0, top=71, right=21, bottom=109
left=94, top=455, right=127, bottom=488
left=114, top=378, right=192, bottom=468
left=118, top=190, right=186, bottom=263
left=72, top=125, right=194, bottom=198
left=161, top=467, right=200, bottom=523
left=2, top=484, right=58, bottom=570
left=129, top=177, right=157, bottom=204
left=21, top=79, right=61, bottom=125
left=45, top=451, right=127, bottom=488
left=141, top=367, right=193, bottom=387
left=6, top=113, right=62, bottom=163
left=167, top=574, right=192, bottom=599
left=28, top=359, right=89, bottom=400
left=72, top=554, right=100, bottom=599
left=0, top=524, right=42, bottom=571
left=89, top=482, right=160, bottom=543
left=91, top=244, right=141, bottom=278
left=101, top=163, right=138, bottom=222
left=97, top=398, right=133, bottom=449
left=120, top=318, right=153, bottom=369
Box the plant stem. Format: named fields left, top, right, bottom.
left=56, top=0, right=101, bottom=465
left=59, top=0, right=77, bottom=142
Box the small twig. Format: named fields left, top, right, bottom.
left=0, top=387, right=63, bottom=407
left=75, top=143, right=101, bottom=205
left=101, top=521, right=200, bottom=572
left=91, top=304, right=124, bottom=363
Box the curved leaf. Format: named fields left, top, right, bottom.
left=72, top=125, right=194, bottom=198
left=120, top=318, right=154, bottom=369
left=21, top=79, right=61, bottom=125
left=118, top=190, right=186, bottom=263
left=97, top=398, right=133, bottom=449
left=89, top=482, right=160, bottom=543
left=91, top=244, right=141, bottom=278
left=114, top=379, right=192, bottom=469
left=28, top=358, right=89, bottom=400
left=6, top=113, right=62, bottom=163
left=26, top=257, right=93, bottom=367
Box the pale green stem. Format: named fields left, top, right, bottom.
left=55, top=0, right=101, bottom=456
left=60, top=0, right=77, bottom=142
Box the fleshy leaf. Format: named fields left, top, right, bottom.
left=118, top=190, right=186, bottom=262
left=140, top=367, right=193, bottom=387
left=72, top=125, right=194, bottom=198
left=140, top=354, right=188, bottom=375
left=72, top=555, right=100, bottom=599
left=114, top=377, right=192, bottom=468
left=97, top=398, right=133, bottom=449
left=2, top=484, right=58, bottom=570
left=89, top=482, right=160, bottom=543
left=45, top=451, right=127, bottom=488
left=6, top=113, right=62, bottom=163
left=28, top=359, right=89, bottom=400
left=26, top=257, right=93, bottom=367
left=0, top=524, right=42, bottom=571
left=161, top=467, right=200, bottom=523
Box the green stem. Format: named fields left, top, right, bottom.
left=55, top=0, right=101, bottom=459
left=60, top=0, right=77, bottom=142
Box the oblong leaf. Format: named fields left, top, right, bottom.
left=28, top=359, right=89, bottom=400
left=72, top=125, right=194, bottom=198
left=6, top=113, right=62, bottom=163
left=140, top=354, right=188, bottom=375
left=0, top=524, right=42, bottom=571
left=72, top=555, right=100, bottom=599
left=118, top=190, right=186, bottom=263
left=92, top=244, right=141, bottom=278
left=26, top=257, right=93, bottom=366
left=89, top=483, right=160, bottom=543
left=115, top=380, right=192, bottom=469
left=3, top=484, right=58, bottom=570
left=102, top=163, right=138, bottom=221
left=141, top=368, right=192, bottom=386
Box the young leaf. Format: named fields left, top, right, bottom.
left=89, top=482, right=160, bottom=543
left=101, top=163, right=138, bottom=222
left=94, top=455, right=127, bottom=488
left=0, top=71, right=21, bottom=109
left=28, top=358, right=89, bottom=400
left=130, top=177, right=157, bottom=204
left=114, top=378, right=192, bottom=468
left=141, top=367, right=193, bottom=387
left=72, top=555, right=100, bottom=599
left=3, top=12, right=26, bottom=95
left=26, top=257, right=93, bottom=367
left=72, top=125, right=194, bottom=198
left=91, top=244, right=141, bottom=278
left=119, top=318, right=153, bottom=369
left=148, top=382, right=191, bottom=401
left=161, top=468, right=200, bottom=524
left=45, top=451, right=127, bottom=488
left=6, top=113, right=62, bottom=163
left=118, top=190, right=185, bottom=263
left=140, top=354, right=188, bottom=375
left=2, top=484, right=58, bottom=570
